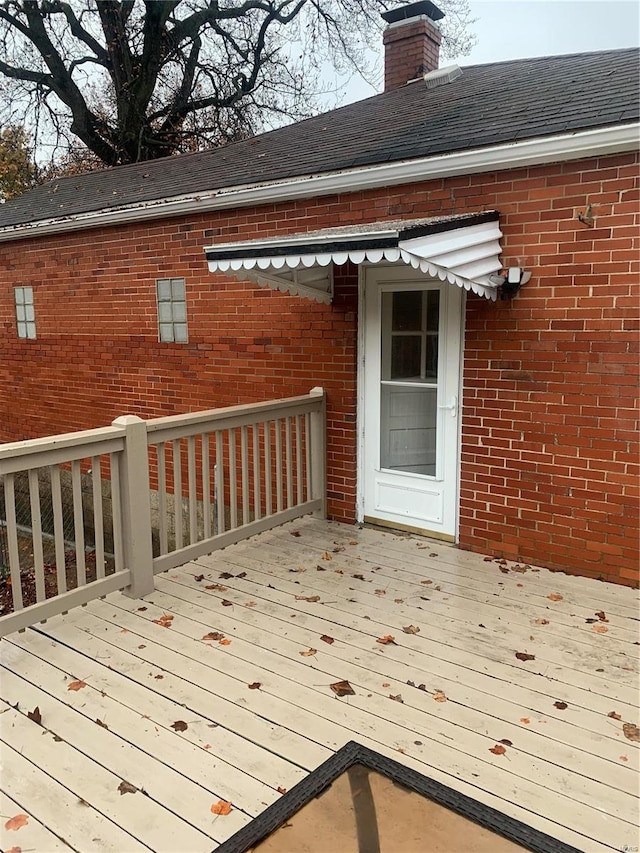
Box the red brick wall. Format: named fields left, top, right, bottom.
left=383, top=18, right=442, bottom=90
left=1, top=151, right=638, bottom=585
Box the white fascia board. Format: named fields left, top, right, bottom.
left=0, top=123, right=637, bottom=244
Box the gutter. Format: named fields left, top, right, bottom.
left=0, top=123, right=637, bottom=243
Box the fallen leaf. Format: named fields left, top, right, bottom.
left=420, top=580, right=432, bottom=585
left=417, top=683, right=427, bottom=691
left=554, top=701, right=568, bottom=710
left=294, top=595, right=320, bottom=602
left=277, top=786, right=287, bottom=794
left=96, top=718, right=109, bottom=729
left=138, top=644, right=146, bottom=649
left=290, top=530, right=301, bottom=537
left=205, top=583, right=227, bottom=591
left=520, top=718, right=531, bottom=724
left=203, top=632, right=225, bottom=641
left=394, top=598, right=405, bottom=604
left=352, top=573, right=365, bottom=581
left=619, top=755, right=628, bottom=762
left=489, top=744, right=506, bottom=755
left=77, top=798, right=90, bottom=806
left=152, top=613, right=174, bottom=627
left=137, top=606, right=147, bottom=611
left=402, top=625, right=420, bottom=635
left=389, top=693, right=404, bottom=703
left=374, top=589, right=386, bottom=596
left=120, top=628, right=129, bottom=634
left=219, top=638, right=231, bottom=646
left=515, top=652, right=535, bottom=662
left=500, top=739, right=513, bottom=746
left=320, top=635, right=334, bottom=644
left=6, top=847, right=22, bottom=853
left=245, top=601, right=257, bottom=607
left=534, top=618, right=549, bottom=625
left=68, top=680, right=88, bottom=691
left=27, top=706, right=42, bottom=725
left=154, top=674, right=164, bottom=680
left=547, top=593, right=563, bottom=602
left=622, top=723, right=640, bottom=742
left=203, top=743, right=211, bottom=749
left=349, top=540, right=358, bottom=546
left=608, top=711, right=622, bottom=720
left=592, top=624, right=608, bottom=634
left=433, top=691, right=447, bottom=703
left=382, top=682, right=391, bottom=688
left=221, top=599, right=233, bottom=607
left=299, top=648, right=317, bottom=657
left=211, top=800, right=232, bottom=815
left=194, top=574, right=205, bottom=582
left=171, top=720, right=188, bottom=732
left=219, top=572, right=234, bottom=579
left=376, top=635, right=396, bottom=645
left=330, top=680, right=355, bottom=697
left=4, top=814, right=28, bottom=831
left=236, top=572, right=247, bottom=579
left=118, top=781, right=138, bottom=795
left=322, top=552, right=332, bottom=561
left=595, top=610, right=608, bottom=622
left=248, top=682, right=261, bottom=690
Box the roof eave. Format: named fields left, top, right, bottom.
left=0, top=123, right=637, bottom=244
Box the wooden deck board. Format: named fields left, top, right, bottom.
left=1, top=517, right=638, bottom=852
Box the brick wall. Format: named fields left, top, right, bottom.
left=1, top=151, right=637, bottom=585
left=383, top=17, right=442, bottom=90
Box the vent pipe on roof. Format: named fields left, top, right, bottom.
left=381, top=1, right=444, bottom=92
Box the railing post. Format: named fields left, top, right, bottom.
left=309, top=387, right=326, bottom=518
left=111, top=415, right=155, bottom=598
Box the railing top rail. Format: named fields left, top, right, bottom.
left=0, top=424, right=125, bottom=472
left=146, top=389, right=325, bottom=445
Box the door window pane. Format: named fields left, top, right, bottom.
left=391, top=336, right=421, bottom=380
left=380, top=386, right=437, bottom=475
left=391, top=291, right=422, bottom=331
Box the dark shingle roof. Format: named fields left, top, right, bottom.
left=1, top=47, right=638, bottom=229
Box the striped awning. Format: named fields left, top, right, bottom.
left=204, top=212, right=503, bottom=302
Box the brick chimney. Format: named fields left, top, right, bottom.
left=382, top=1, right=444, bottom=91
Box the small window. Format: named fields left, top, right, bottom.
left=156, top=278, right=188, bottom=343
left=15, top=286, right=36, bottom=339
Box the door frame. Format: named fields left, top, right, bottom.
left=356, top=263, right=466, bottom=542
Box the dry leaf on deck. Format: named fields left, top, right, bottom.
left=592, top=624, right=608, bottom=634
left=534, top=618, right=549, bottom=625
left=489, top=744, right=507, bottom=755
left=330, top=680, right=355, bottom=697
left=433, top=691, right=447, bottom=703
left=374, top=589, right=386, bottom=596
left=622, top=723, right=640, bottom=742
left=4, top=814, right=28, bottom=831
left=194, top=574, right=205, bottom=582
left=352, top=573, right=365, bottom=581
left=118, top=781, right=138, bottom=795
left=382, top=682, right=391, bottom=688
left=420, top=580, right=432, bottom=585
left=171, top=720, right=188, bottom=732
left=153, top=613, right=174, bottom=627
left=68, top=680, right=88, bottom=691
left=219, top=572, right=234, bottom=579
left=515, top=652, right=535, bottom=662
left=236, top=572, right=247, bottom=579
left=246, top=601, right=257, bottom=607
left=290, top=530, right=301, bottom=537
left=205, top=584, right=227, bottom=592
left=320, top=635, right=334, bottom=644
left=211, top=800, right=232, bottom=815
left=376, top=635, right=397, bottom=645
left=547, top=593, right=563, bottom=602
left=608, top=711, right=622, bottom=720
left=277, top=786, right=287, bottom=794
left=389, top=694, right=403, bottom=703
left=295, top=595, right=320, bottom=602
left=322, top=552, right=333, bottom=561
left=394, top=598, right=405, bottom=604
left=219, top=638, right=231, bottom=646
left=221, top=600, right=233, bottom=607
left=500, top=739, right=513, bottom=746
left=27, top=706, right=42, bottom=725
left=6, top=847, right=22, bottom=853
left=619, top=755, right=628, bottom=762
left=595, top=610, right=608, bottom=622
left=402, top=625, right=420, bottom=635
left=554, top=701, right=568, bottom=710
left=96, top=718, right=109, bottom=729
left=299, top=648, right=317, bottom=657
left=248, top=682, right=261, bottom=690
left=203, top=632, right=225, bottom=641
left=520, top=717, right=531, bottom=724
left=349, top=540, right=358, bottom=546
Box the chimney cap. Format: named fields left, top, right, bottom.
left=381, top=1, right=444, bottom=25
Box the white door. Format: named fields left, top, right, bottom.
left=362, top=266, right=463, bottom=540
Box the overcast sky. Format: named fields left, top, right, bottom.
left=340, top=0, right=640, bottom=102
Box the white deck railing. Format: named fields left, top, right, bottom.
left=0, top=389, right=325, bottom=637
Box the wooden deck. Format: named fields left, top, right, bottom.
left=1, top=516, right=638, bottom=852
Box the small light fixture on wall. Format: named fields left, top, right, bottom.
left=489, top=267, right=532, bottom=300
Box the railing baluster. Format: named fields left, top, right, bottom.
left=172, top=439, right=183, bottom=549
left=215, top=431, right=225, bottom=534
left=187, top=435, right=197, bottom=544
left=275, top=419, right=283, bottom=513
left=295, top=415, right=303, bottom=505
left=71, top=461, right=86, bottom=587
left=202, top=433, right=211, bottom=539
left=110, top=452, right=124, bottom=572
left=241, top=425, right=249, bottom=525
left=229, top=428, right=237, bottom=529
left=156, top=442, right=168, bottom=555
left=50, top=466, right=67, bottom=593
left=285, top=416, right=293, bottom=509
left=264, top=421, right=272, bottom=516
left=27, top=469, right=46, bottom=603
left=91, top=456, right=105, bottom=579
left=3, top=474, right=23, bottom=611
left=304, top=412, right=311, bottom=504
left=253, top=424, right=261, bottom=520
